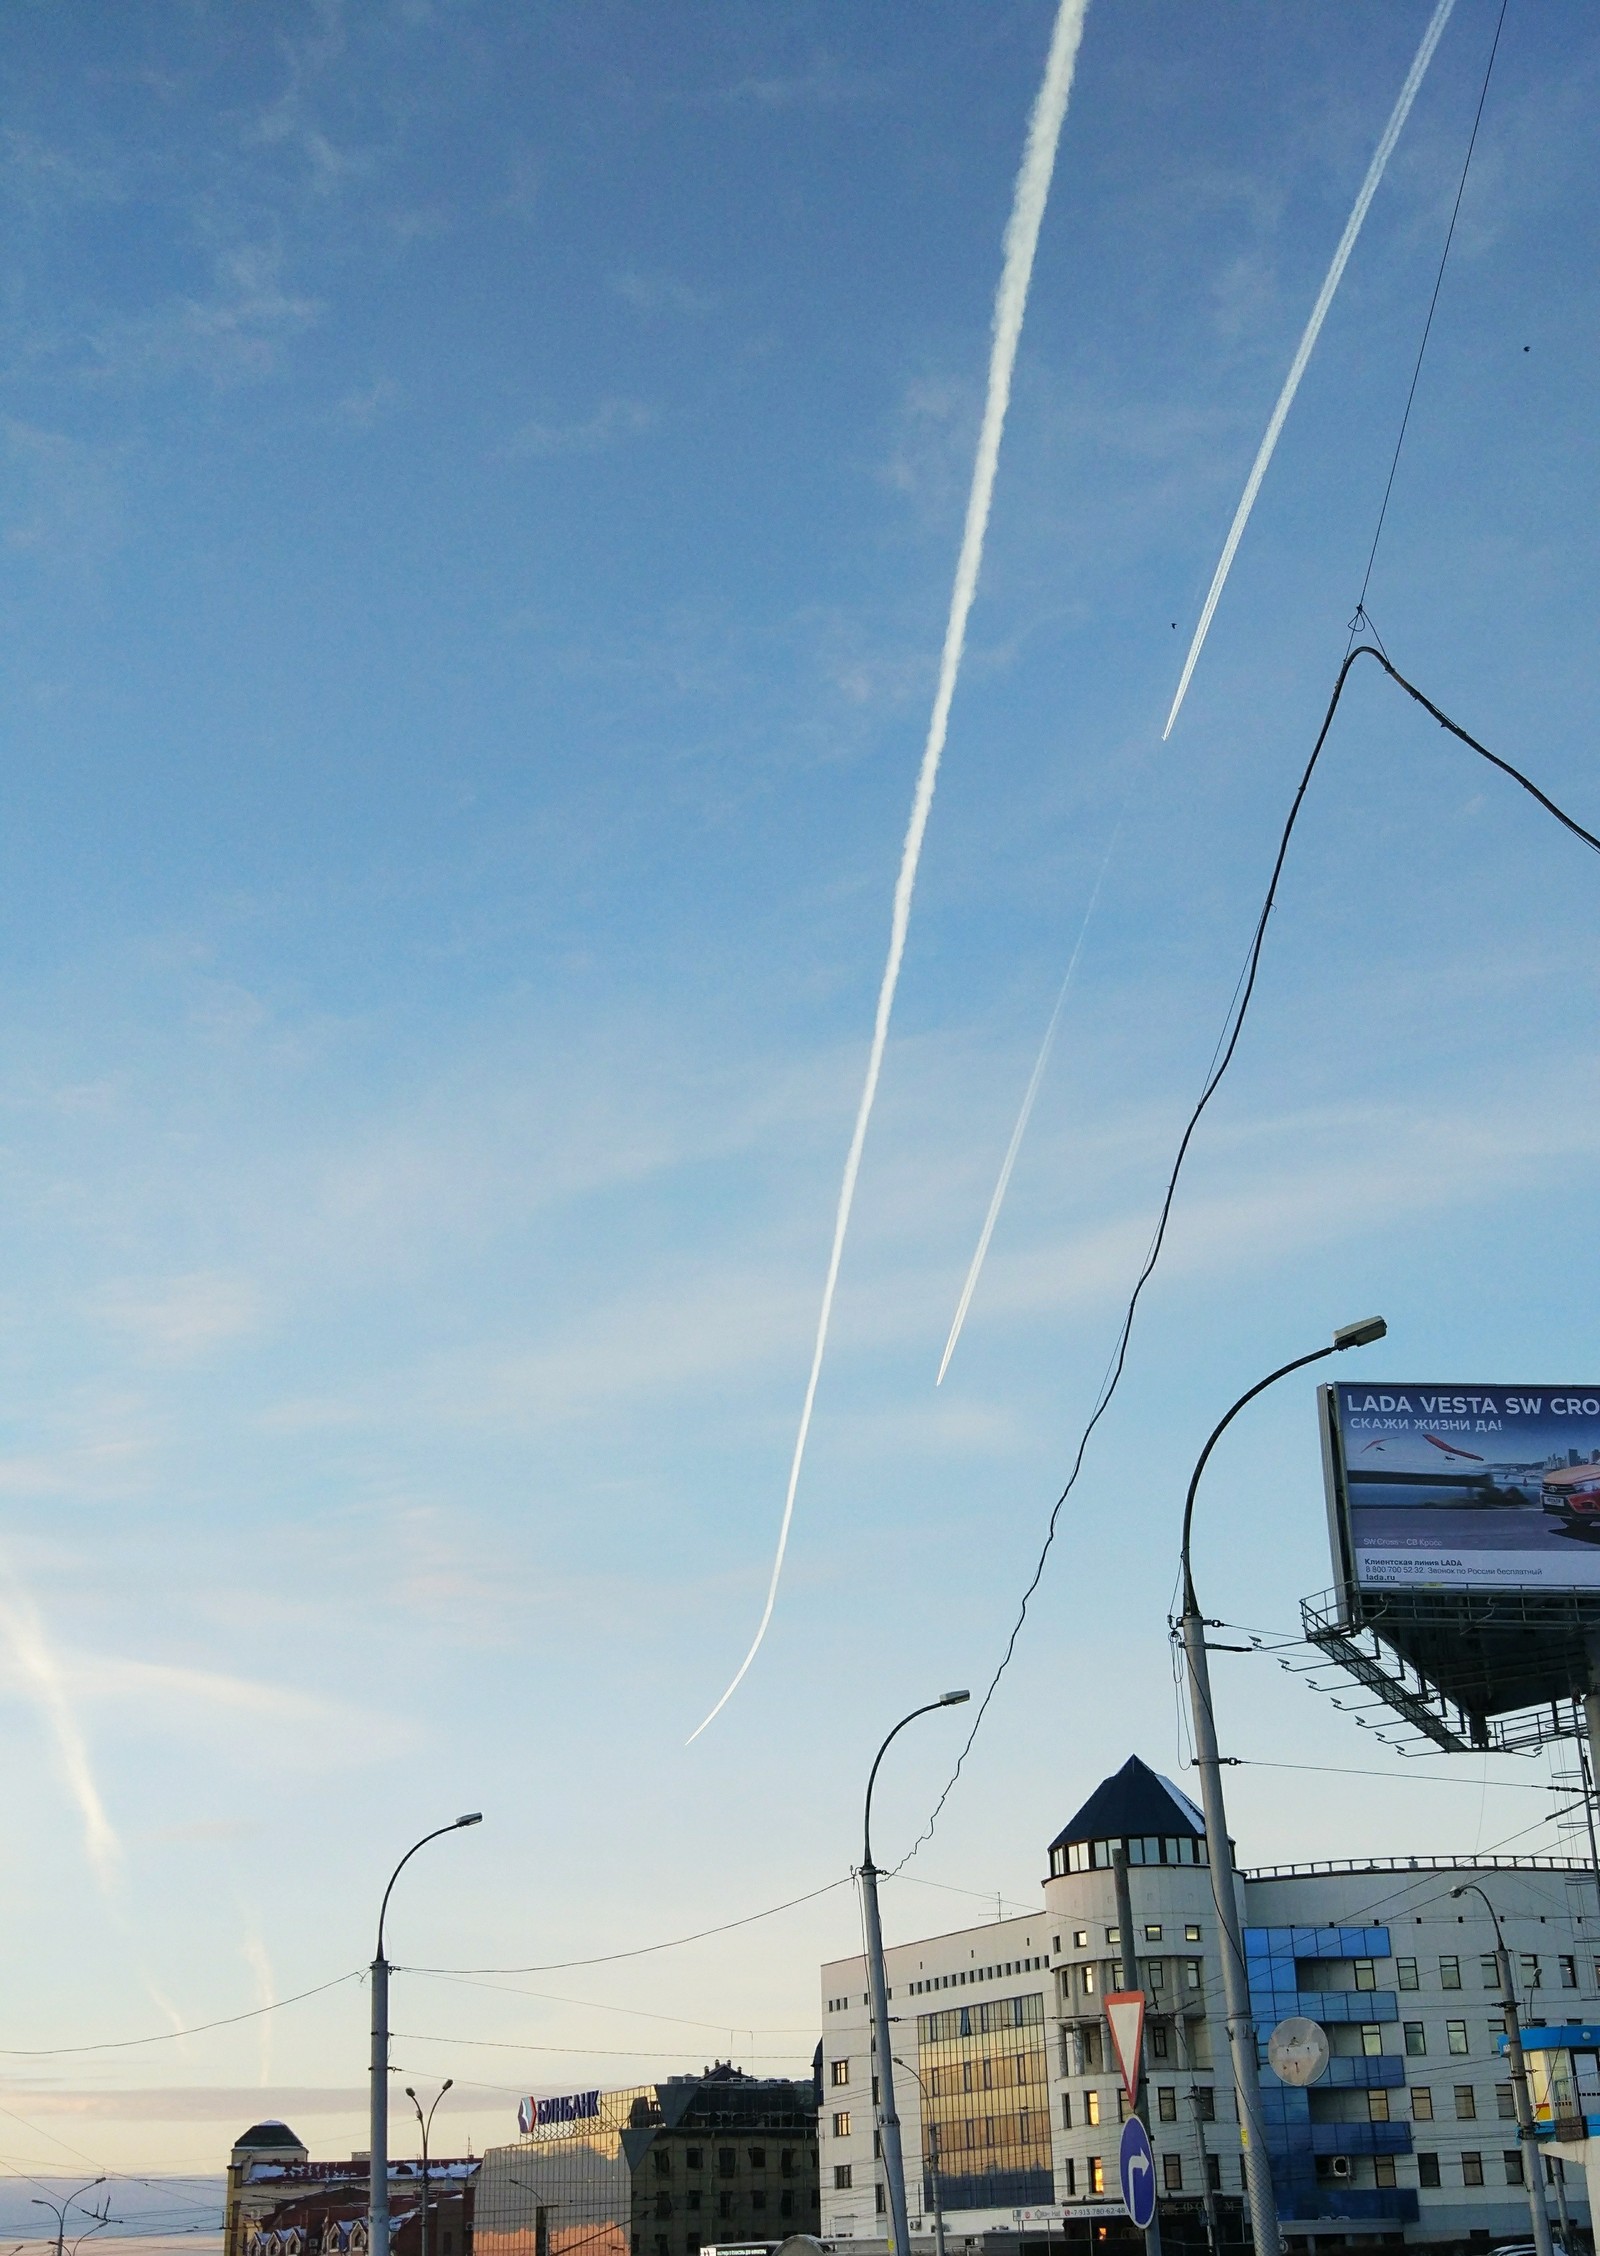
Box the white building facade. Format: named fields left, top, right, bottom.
left=819, top=1757, right=1600, bottom=2256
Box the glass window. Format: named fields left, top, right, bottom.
left=654, top=2154, right=672, bottom=2179
left=781, top=2151, right=794, bottom=2178
left=686, top=2151, right=702, bottom=2171
left=831, top=2061, right=850, bottom=2087
left=1061, top=2095, right=1072, bottom=2129
left=1374, top=2158, right=1397, bottom=2189
left=717, top=2151, right=734, bottom=2178
left=1439, top=1957, right=1461, bottom=1991
left=1085, top=2091, right=1100, bottom=2126
left=1151, top=2025, right=1170, bottom=2059
left=874, top=2185, right=885, bottom=2216
left=1083, top=1967, right=1097, bottom=1995
left=832, top=2114, right=851, bottom=2139
left=1193, top=2089, right=1215, bottom=2123
left=1145, top=1925, right=1162, bottom=1942
left=1454, top=2087, right=1476, bottom=2120
left=1368, top=2026, right=1391, bottom=2057
left=1461, top=2153, right=1484, bottom=2188
left=1206, top=2156, right=1222, bottom=2192
left=1367, top=2091, right=1390, bottom=2123
left=1411, top=2088, right=1433, bottom=2120
left=1149, top=1961, right=1166, bottom=1989
left=1504, top=2151, right=1526, bottom=2186
left=1063, top=2159, right=1076, bottom=2195
left=1522, top=1954, right=1542, bottom=1988
left=1088, top=2160, right=1104, bottom=2196
left=1560, top=1956, right=1577, bottom=1989
left=832, top=2168, right=852, bottom=2192
left=1480, top=1955, right=1500, bottom=1989
left=1397, top=1958, right=1419, bottom=1991
left=1354, top=1959, right=1376, bottom=1991
left=1162, top=2156, right=1183, bottom=2193
left=1403, top=2024, right=1426, bottom=2057
left=1185, top=1925, right=1201, bottom=1943
left=1107, top=1928, right=1120, bottom=1948
left=1157, top=2088, right=1177, bottom=2123
left=1497, top=2085, right=1516, bottom=2119
left=1447, top=2022, right=1469, bottom=2057
left=1074, top=1931, right=1088, bottom=1948
left=1185, top=1960, right=1202, bottom=1991
left=1418, top=2153, right=1441, bottom=2188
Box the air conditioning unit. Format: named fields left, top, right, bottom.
left=1329, top=2157, right=1353, bottom=2181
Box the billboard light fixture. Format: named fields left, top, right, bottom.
left=1333, top=1316, right=1387, bottom=1351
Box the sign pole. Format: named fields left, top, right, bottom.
left=1112, top=1853, right=1163, bottom=2256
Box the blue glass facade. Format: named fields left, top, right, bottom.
left=1246, top=1926, right=1420, bottom=2227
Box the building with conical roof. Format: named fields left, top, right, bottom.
left=818, top=1752, right=1600, bottom=2256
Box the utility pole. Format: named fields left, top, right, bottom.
left=1112, top=1853, right=1163, bottom=2256
left=1452, top=1885, right=1554, bottom=2256
left=1176, top=2013, right=1221, bottom=2256
left=894, top=2057, right=947, bottom=2256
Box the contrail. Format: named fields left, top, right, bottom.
left=935, top=818, right=1121, bottom=1386
left=0, top=1559, right=120, bottom=1889
left=689, top=0, right=1092, bottom=1743
left=1162, top=0, right=1455, bottom=741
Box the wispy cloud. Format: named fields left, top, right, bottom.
left=85, top=245, right=320, bottom=388
left=242, top=1924, right=276, bottom=2086
left=508, top=398, right=656, bottom=458
left=88, top=1269, right=260, bottom=1365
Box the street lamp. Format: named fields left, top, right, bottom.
left=1450, top=1884, right=1555, bottom=2256
left=31, top=2180, right=106, bottom=2256
left=371, top=1817, right=483, bottom=2256
left=405, top=2081, right=454, bottom=2256
left=1177, top=1317, right=1385, bottom=2256
left=892, top=2057, right=946, bottom=2256
left=862, top=1693, right=970, bottom=2256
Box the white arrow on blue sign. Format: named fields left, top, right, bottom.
left=1118, top=2115, right=1156, bottom=2231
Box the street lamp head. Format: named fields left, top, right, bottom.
left=442, top=2079, right=453, bottom=2094
left=456, top=1812, right=483, bottom=1827
left=1333, top=1316, right=1387, bottom=1351
left=940, top=1690, right=970, bottom=1706
left=406, top=2088, right=418, bottom=2101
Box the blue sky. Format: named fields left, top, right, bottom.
left=0, top=0, right=1597, bottom=2185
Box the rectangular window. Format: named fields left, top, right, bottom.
left=1185, top=1960, right=1202, bottom=1991
left=750, top=2193, right=766, bottom=2214
left=1063, top=2159, right=1076, bottom=2196
left=832, top=2168, right=852, bottom=2192
left=1488, top=2017, right=1505, bottom=2040
left=1206, top=2156, right=1221, bottom=2193
left=718, top=2151, right=734, bottom=2178
left=717, top=2194, right=730, bottom=2221
left=654, top=2154, right=672, bottom=2179
left=1374, top=2025, right=1397, bottom=2058
left=1157, top=2089, right=1176, bottom=2124
left=1060, top=2094, right=1072, bottom=2129
left=1454, top=2087, right=1476, bottom=2120
left=1522, top=1954, right=1542, bottom=1988
left=1411, top=2088, right=1433, bottom=2120
left=1418, top=2153, right=1441, bottom=2188
left=1447, top=2022, right=1469, bottom=2057
left=874, top=2185, right=885, bottom=2216
left=831, top=2061, right=850, bottom=2088
left=1461, top=2153, right=1484, bottom=2188
left=1193, top=2089, right=1215, bottom=2123
left=1505, top=2151, right=1526, bottom=2186
left=1074, top=1931, right=1088, bottom=1948
left=1162, top=2156, right=1183, bottom=2193
left=1439, top=1956, right=1461, bottom=1991
left=1083, top=1966, right=1097, bottom=1995
left=686, top=2152, right=702, bottom=2172
left=781, top=2152, right=794, bottom=2179
left=1088, top=2159, right=1104, bottom=2196
left=1117, top=2090, right=1130, bottom=2123
left=832, top=2114, right=851, bottom=2139
left=1149, top=1961, right=1166, bottom=1989
left=1374, top=2158, right=1397, bottom=2190
left=1481, top=1954, right=1500, bottom=1989
left=1367, top=2090, right=1390, bottom=2123
left=1560, top=1956, right=1577, bottom=1989
left=1397, top=1957, right=1419, bottom=1991
left=1185, top=1925, right=1201, bottom=1944
left=687, top=2195, right=701, bottom=2215
left=1085, top=2091, right=1100, bottom=2126
left=1354, top=1959, right=1377, bottom=1991
left=1497, top=2085, right=1516, bottom=2119
left=1151, top=2025, right=1170, bottom=2059
left=1145, top=1925, right=1162, bottom=1942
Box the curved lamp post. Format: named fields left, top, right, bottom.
left=371, top=1818, right=482, bottom=2256
left=405, top=2080, right=454, bottom=2256
left=31, top=2180, right=106, bottom=2256
left=1450, top=1883, right=1555, bottom=2256
left=861, top=1692, right=969, bottom=2256
left=1177, top=1318, right=1385, bottom=2256
left=892, top=2056, right=945, bottom=2256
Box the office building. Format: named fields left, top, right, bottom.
left=225, top=2121, right=477, bottom=2256
left=820, top=1755, right=1599, bottom=2254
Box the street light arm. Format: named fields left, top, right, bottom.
left=377, top=1818, right=482, bottom=1960
left=1180, top=1344, right=1340, bottom=1605
left=863, top=1694, right=969, bottom=1872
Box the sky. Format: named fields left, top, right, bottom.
left=0, top=0, right=1596, bottom=2197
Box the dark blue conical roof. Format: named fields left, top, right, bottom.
left=1048, top=1755, right=1205, bottom=1855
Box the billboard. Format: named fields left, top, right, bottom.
left=1323, top=1383, right=1600, bottom=1594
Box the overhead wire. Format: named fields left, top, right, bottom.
left=406, top=1874, right=852, bottom=1977
left=897, top=644, right=1598, bottom=1871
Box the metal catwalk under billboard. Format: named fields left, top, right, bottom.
left=1324, top=1383, right=1600, bottom=1593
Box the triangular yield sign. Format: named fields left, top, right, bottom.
left=1105, top=1990, right=1146, bottom=2107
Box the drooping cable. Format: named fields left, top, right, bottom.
left=893, top=643, right=1598, bottom=1872
left=1351, top=0, right=1510, bottom=633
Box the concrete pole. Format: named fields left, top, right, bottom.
left=861, top=1859, right=911, bottom=2256
left=1549, top=2150, right=1574, bottom=2256
left=1113, top=1852, right=1164, bottom=2256
left=1497, top=1940, right=1557, bottom=2256
left=1182, top=1606, right=1280, bottom=2256
left=1177, top=2015, right=1222, bottom=2256
left=370, top=1955, right=389, bottom=2256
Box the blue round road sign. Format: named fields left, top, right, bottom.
left=1119, top=2115, right=1156, bottom=2231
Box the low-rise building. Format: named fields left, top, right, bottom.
left=225, top=2122, right=476, bottom=2256
left=475, top=2062, right=820, bottom=2256
left=820, top=1755, right=1600, bottom=2255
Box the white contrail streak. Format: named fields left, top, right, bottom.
left=935, top=820, right=1121, bottom=1387
left=1162, top=0, right=1455, bottom=741
left=0, top=1560, right=120, bottom=1889
left=689, top=0, right=1091, bottom=1743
